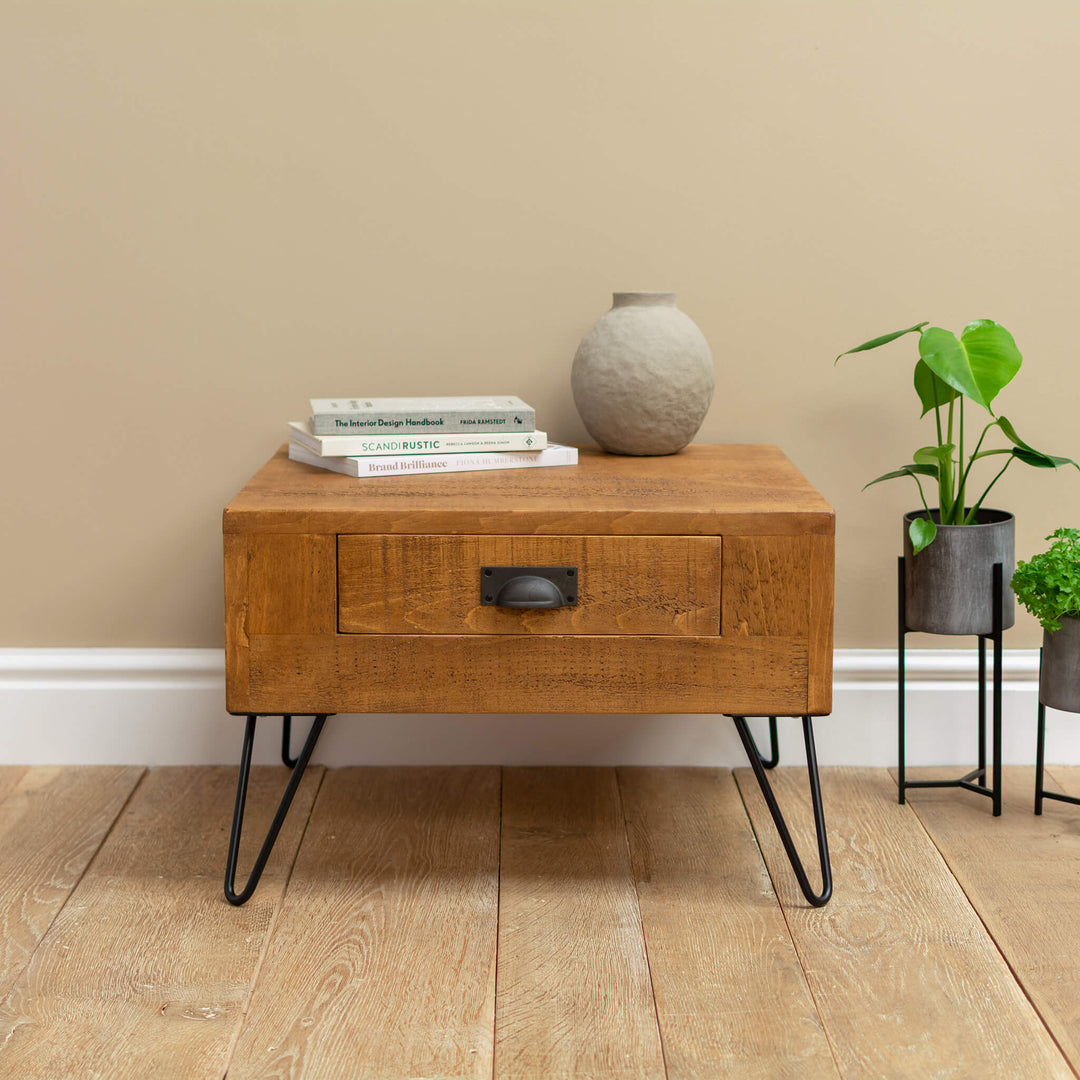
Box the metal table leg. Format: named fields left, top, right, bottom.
left=224, top=713, right=328, bottom=906
left=731, top=714, right=833, bottom=907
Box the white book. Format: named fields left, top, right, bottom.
left=287, top=420, right=548, bottom=457
left=288, top=440, right=577, bottom=477
left=309, top=395, right=535, bottom=436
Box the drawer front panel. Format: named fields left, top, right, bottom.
left=337, top=535, right=721, bottom=636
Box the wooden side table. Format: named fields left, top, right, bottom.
left=222, top=444, right=836, bottom=905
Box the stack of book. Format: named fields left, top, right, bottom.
left=287, top=396, right=578, bottom=477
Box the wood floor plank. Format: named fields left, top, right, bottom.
left=1045, top=764, right=1080, bottom=817
left=905, top=765, right=1080, bottom=1073
left=618, top=767, right=838, bottom=1080
left=0, top=768, right=29, bottom=805
left=0, top=765, right=321, bottom=1080
left=0, top=766, right=142, bottom=1000
left=495, top=767, right=665, bottom=1080
left=736, top=766, right=1073, bottom=1079
left=227, top=766, right=501, bottom=1080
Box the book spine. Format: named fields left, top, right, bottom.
left=288, top=441, right=576, bottom=477
left=296, top=428, right=547, bottom=456
left=310, top=406, right=536, bottom=436
left=348, top=448, right=574, bottom=476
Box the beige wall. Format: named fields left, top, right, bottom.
left=4, top=0, right=1079, bottom=648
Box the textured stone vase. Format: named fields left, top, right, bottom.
left=1040, top=615, right=1080, bottom=713
left=571, top=292, right=715, bottom=455
left=903, top=509, right=1016, bottom=636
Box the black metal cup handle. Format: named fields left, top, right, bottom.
left=480, top=566, right=578, bottom=609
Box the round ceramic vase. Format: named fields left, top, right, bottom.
left=1040, top=615, right=1080, bottom=713
left=571, top=292, right=715, bottom=456
left=903, top=509, right=1015, bottom=636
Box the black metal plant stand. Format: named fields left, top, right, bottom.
left=224, top=713, right=330, bottom=906
left=1034, top=651, right=1080, bottom=814
left=729, top=714, right=833, bottom=907
left=897, top=556, right=1003, bottom=816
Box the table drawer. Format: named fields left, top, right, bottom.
left=337, top=534, right=722, bottom=636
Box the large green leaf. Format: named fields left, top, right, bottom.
left=995, top=416, right=1080, bottom=470
left=862, top=463, right=938, bottom=490
left=973, top=445, right=1073, bottom=469
left=913, top=359, right=960, bottom=417
left=835, top=321, right=928, bottom=364
left=917, top=320, right=1022, bottom=411
left=913, top=444, right=954, bottom=468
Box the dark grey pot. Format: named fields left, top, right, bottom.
left=903, top=509, right=1015, bottom=636
left=1040, top=615, right=1080, bottom=713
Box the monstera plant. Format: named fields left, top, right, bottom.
left=836, top=319, right=1077, bottom=552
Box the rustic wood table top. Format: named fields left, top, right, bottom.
left=224, top=443, right=835, bottom=537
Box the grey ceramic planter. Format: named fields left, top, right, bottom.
left=903, top=509, right=1015, bottom=636
left=1040, top=615, right=1080, bottom=713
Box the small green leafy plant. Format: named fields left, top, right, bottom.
left=1011, top=528, right=1080, bottom=633
left=836, top=319, right=1077, bottom=553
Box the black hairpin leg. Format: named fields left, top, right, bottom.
left=224, top=713, right=328, bottom=906
left=1035, top=692, right=1080, bottom=814
left=898, top=557, right=1003, bottom=816
left=732, top=714, right=832, bottom=907
left=741, top=715, right=780, bottom=769
left=281, top=715, right=300, bottom=767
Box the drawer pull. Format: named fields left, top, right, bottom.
left=481, top=566, right=578, bottom=609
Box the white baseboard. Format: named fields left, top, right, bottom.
left=0, top=647, right=1074, bottom=768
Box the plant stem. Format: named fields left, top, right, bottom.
left=955, top=397, right=965, bottom=523
left=913, top=474, right=932, bottom=517
left=957, top=419, right=997, bottom=502
left=964, top=455, right=1014, bottom=523
left=932, top=379, right=944, bottom=509
left=942, top=398, right=955, bottom=520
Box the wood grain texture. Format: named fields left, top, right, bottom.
left=224, top=445, right=835, bottom=537
left=0, top=767, right=142, bottom=1000
left=0, top=765, right=322, bottom=1080
left=338, top=534, right=721, bottom=636
left=244, top=533, right=337, bottom=635
left=720, top=533, right=834, bottom=714
left=496, top=767, right=664, bottom=1080
left=721, top=536, right=812, bottom=638
left=9, top=765, right=1080, bottom=1077
left=904, top=765, right=1080, bottom=1070
left=223, top=532, right=252, bottom=713
left=618, top=767, right=838, bottom=1080
left=246, top=633, right=809, bottom=715
left=736, top=766, right=1074, bottom=1079
left=227, top=767, right=501, bottom=1080
left=225, top=533, right=336, bottom=711
left=806, top=533, right=834, bottom=715
left=0, top=768, right=28, bottom=805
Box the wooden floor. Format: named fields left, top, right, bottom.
left=1, top=760, right=1079, bottom=1079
